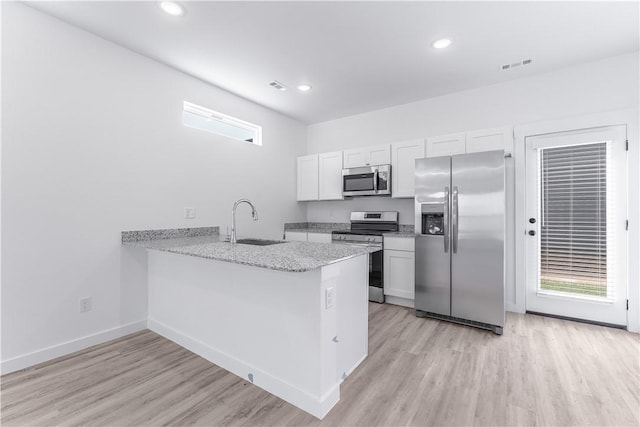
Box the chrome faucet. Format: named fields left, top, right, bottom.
left=230, top=199, right=259, bottom=244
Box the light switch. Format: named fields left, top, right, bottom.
left=184, top=207, right=196, bottom=219
left=325, top=287, right=335, bottom=309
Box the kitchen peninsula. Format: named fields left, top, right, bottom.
left=122, top=227, right=374, bottom=419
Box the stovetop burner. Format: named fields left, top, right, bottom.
left=331, top=211, right=399, bottom=245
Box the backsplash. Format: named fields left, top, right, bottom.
left=306, top=197, right=415, bottom=225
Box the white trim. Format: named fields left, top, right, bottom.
left=0, top=320, right=147, bottom=375
left=514, top=108, right=639, bottom=332
left=148, top=318, right=339, bottom=420
left=384, top=295, right=415, bottom=308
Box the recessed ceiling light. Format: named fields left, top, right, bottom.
left=297, top=84, right=312, bottom=92
left=432, top=38, right=452, bottom=49
left=158, top=1, right=185, bottom=17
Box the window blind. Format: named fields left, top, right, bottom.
left=538, top=141, right=614, bottom=300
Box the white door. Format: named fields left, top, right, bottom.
left=525, top=125, right=627, bottom=326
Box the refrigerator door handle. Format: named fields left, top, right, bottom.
left=443, top=186, right=450, bottom=253
left=452, top=186, right=459, bottom=254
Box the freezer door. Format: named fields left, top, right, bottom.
left=414, top=157, right=451, bottom=316
left=450, top=150, right=505, bottom=327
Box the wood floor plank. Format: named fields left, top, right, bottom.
left=2, top=304, right=638, bottom=426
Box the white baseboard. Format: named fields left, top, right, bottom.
left=148, top=317, right=339, bottom=419
left=0, top=320, right=147, bottom=375
left=506, top=302, right=525, bottom=313
left=384, top=295, right=415, bottom=308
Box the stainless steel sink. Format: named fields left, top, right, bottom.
left=235, top=238, right=285, bottom=246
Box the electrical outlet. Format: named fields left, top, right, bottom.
left=325, top=287, right=335, bottom=309
left=80, top=297, right=92, bottom=313
left=184, top=207, right=196, bottom=219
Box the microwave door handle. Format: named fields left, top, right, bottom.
left=373, top=169, right=378, bottom=193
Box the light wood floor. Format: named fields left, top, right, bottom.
left=2, top=303, right=639, bottom=426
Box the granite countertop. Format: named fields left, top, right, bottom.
left=122, top=229, right=376, bottom=273
left=284, top=222, right=349, bottom=234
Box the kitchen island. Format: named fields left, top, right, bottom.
left=122, top=228, right=374, bottom=419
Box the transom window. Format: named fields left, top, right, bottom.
left=183, top=101, right=262, bottom=146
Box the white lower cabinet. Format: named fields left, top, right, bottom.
left=284, top=231, right=308, bottom=241
left=383, top=237, right=415, bottom=300
left=307, top=233, right=332, bottom=243
left=285, top=231, right=332, bottom=243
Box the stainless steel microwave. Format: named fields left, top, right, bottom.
left=342, top=164, right=391, bottom=197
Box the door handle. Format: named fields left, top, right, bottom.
left=529, top=218, right=536, bottom=224
left=452, top=186, right=459, bottom=254
left=443, top=186, right=450, bottom=253
left=528, top=230, right=536, bottom=236
left=373, top=169, right=379, bottom=193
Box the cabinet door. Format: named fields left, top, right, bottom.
left=343, top=144, right=391, bottom=168
left=296, top=154, right=319, bottom=201
left=318, top=151, right=344, bottom=200
left=466, top=126, right=513, bottom=154
left=307, top=233, right=332, bottom=243
left=383, top=249, right=415, bottom=300
left=367, top=144, right=391, bottom=166
left=391, top=140, right=425, bottom=198
left=284, top=231, right=308, bottom=241
left=426, top=132, right=466, bottom=157
left=343, top=148, right=367, bottom=169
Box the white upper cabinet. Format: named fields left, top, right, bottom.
left=426, top=132, right=466, bottom=157
left=296, top=154, right=319, bottom=201
left=343, top=144, right=391, bottom=168
left=426, top=126, right=513, bottom=158
left=391, top=139, right=426, bottom=198
left=465, top=126, right=514, bottom=154
left=318, top=151, right=344, bottom=200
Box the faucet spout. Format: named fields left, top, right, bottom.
left=230, top=199, right=259, bottom=244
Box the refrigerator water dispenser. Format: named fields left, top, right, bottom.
left=422, top=213, right=444, bottom=235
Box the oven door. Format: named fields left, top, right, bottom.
left=342, top=165, right=391, bottom=197
left=367, top=248, right=383, bottom=295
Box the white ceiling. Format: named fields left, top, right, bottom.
left=27, top=1, right=639, bottom=124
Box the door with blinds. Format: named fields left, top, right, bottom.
left=525, top=125, right=627, bottom=326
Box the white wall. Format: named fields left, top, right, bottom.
left=1, top=3, right=307, bottom=372
left=306, top=52, right=639, bottom=324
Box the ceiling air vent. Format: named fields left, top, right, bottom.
left=501, top=59, right=533, bottom=71
left=269, top=80, right=288, bottom=91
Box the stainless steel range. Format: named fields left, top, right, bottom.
left=331, top=211, right=399, bottom=303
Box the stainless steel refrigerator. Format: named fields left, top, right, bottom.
left=414, top=150, right=505, bottom=334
